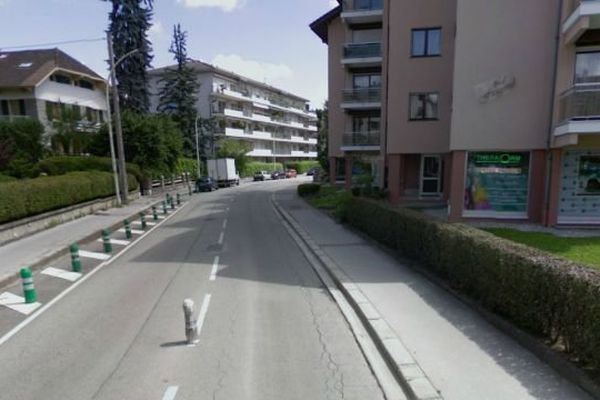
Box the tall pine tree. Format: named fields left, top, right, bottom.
left=158, top=24, right=199, bottom=157
left=105, top=0, right=154, bottom=113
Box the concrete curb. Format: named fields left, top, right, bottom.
left=0, top=188, right=193, bottom=292
left=272, top=196, right=443, bottom=400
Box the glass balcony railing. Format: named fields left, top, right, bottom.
left=343, top=42, right=382, bottom=59
left=342, top=88, right=381, bottom=104
left=342, top=131, right=380, bottom=147
left=344, top=0, right=383, bottom=11
left=559, top=84, right=600, bottom=122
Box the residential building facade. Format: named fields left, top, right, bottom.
left=312, top=0, right=600, bottom=226
left=0, top=48, right=107, bottom=139
left=148, top=61, right=318, bottom=163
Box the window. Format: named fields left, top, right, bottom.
left=352, top=115, right=380, bottom=132
left=18, top=62, right=33, bottom=68
left=353, top=74, right=381, bottom=89
left=409, top=93, right=439, bottom=120
left=50, top=74, right=72, bottom=85
left=411, top=28, right=441, bottom=57
left=78, top=80, right=94, bottom=90
left=575, top=51, right=600, bottom=84
left=0, top=100, right=8, bottom=115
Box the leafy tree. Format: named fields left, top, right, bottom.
left=316, top=102, right=329, bottom=172
left=158, top=24, right=199, bottom=158
left=216, top=139, right=252, bottom=174
left=0, top=119, right=44, bottom=174
left=48, top=104, right=93, bottom=155
left=92, top=112, right=182, bottom=182
left=105, top=0, right=154, bottom=113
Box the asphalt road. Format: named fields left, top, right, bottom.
left=0, top=179, right=384, bottom=400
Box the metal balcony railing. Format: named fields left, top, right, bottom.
left=342, top=88, right=381, bottom=103
left=342, top=131, right=380, bottom=147
left=343, top=0, right=383, bottom=11
left=343, top=42, right=381, bottom=59
left=559, top=84, right=600, bottom=122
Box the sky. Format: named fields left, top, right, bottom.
left=0, top=0, right=338, bottom=108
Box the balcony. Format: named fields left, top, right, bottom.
left=213, top=86, right=252, bottom=103
left=341, top=131, right=381, bottom=152
left=562, top=0, right=600, bottom=44
left=341, top=88, right=381, bottom=110
left=555, top=84, right=600, bottom=138
left=341, top=0, right=383, bottom=24
left=342, top=42, right=382, bottom=67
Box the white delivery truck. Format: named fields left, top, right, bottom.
left=207, top=158, right=240, bottom=188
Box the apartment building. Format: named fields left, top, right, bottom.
left=0, top=48, right=107, bottom=135
left=148, top=61, right=318, bottom=163
left=312, top=0, right=600, bottom=226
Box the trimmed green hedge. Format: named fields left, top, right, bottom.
left=339, top=197, right=600, bottom=373
left=241, top=162, right=284, bottom=177
left=285, top=160, right=320, bottom=174
left=0, top=171, right=138, bottom=224
left=37, top=156, right=144, bottom=182
left=297, top=183, right=321, bottom=197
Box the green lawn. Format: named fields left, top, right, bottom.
left=486, top=228, right=600, bottom=269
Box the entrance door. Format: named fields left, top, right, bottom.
left=420, top=155, right=441, bottom=197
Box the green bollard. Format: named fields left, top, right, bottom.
left=166, top=193, right=171, bottom=206
left=152, top=206, right=158, bottom=221
left=20, top=267, right=36, bottom=304
left=70, top=243, right=81, bottom=272
left=102, top=229, right=112, bottom=253
left=162, top=200, right=168, bottom=215
left=124, top=219, right=132, bottom=239
left=139, top=212, right=147, bottom=229
left=176, top=193, right=181, bottom=206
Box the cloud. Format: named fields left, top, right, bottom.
left=329, top=0, right=338, bottom=7
left=176, top=0, right=245, bottom=12
left=212, top=54, right=293, bottom=85
left=149, top=20, right=165, bottom=36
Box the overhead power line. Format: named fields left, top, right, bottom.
left=0, top=38, right=105, bottom=51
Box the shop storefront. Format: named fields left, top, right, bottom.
left=558, top=150, right=600, bottom=224
left=463, top=151, right=530, bottom=218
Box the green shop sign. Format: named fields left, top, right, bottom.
left=473, top=153, right=523, bottom=166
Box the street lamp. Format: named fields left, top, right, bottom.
left=194, top=115, right=202, bottom=178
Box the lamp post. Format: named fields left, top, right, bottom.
left=194, top=115, right=202, bottom=178
left=106, top=31, right=140, bottom=205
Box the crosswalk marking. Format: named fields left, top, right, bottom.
left=118, top=228, right=144, bottom=235
left=96, top=238, right=130, bottom=246
left=0, top=292, right=41, bottom=315
left=41, top=267, right=81, bottom=282
left=79, top=250, right=111, bottom=260
left=132, top=220, right=157, bottom=226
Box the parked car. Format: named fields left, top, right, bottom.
left=285, top=169, right=297, bottom=178
left=253, top=171, right=270, bottom=181
left=306, top=168, right=319, bottom=176
left=196, top=177, right=218, bottom=192
left=271, top=171, right=285, bottom=180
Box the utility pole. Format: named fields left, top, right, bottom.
left=107, top=31, right=129, bottom=205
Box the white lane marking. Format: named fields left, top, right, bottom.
left=162, top=386, right=179, bottom=400
left=41, top=267, right=81, bottom=282
left=79, top=250, right=111, bottom=260
left=209, top=256, right=219, bottom=281
left=118, top=228, right=144, bottom=235
left=96, top=238, right=131, bottom=246
left=155, top=215, right=166, bottom=220
left=196, top=294, right=212, bottom=336
left=132, top=221, right=157, bottom=226
left=218, top=232, right=225, bottom=245
left=0, top=292, right=41, bottom=315
left=0, top=201, right=190, bottom=348
left=222, top=219, right=227, bottom=229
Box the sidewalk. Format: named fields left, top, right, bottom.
left=275, top=188, right=593, bottom=400
left=0, top=189, right=185, bottom=288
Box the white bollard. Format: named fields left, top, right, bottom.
left=183, top=299, right=199, bottom=345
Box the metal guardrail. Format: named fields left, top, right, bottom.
left=342, top=88, right=381, bottom=103
left=559, top=84, right=600, bottom=122
left=343, top=0, right=383, bottom=11
left=342, top=131, right=380, bottom=147
left=343, top=42, right=382, bottom=59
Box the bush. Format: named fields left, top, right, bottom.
left=175, top=157, right=203, bottom=180
left=241, top=162, right=284, bottom=177
left=0, top=171, right=138, bottom=224
left=297, top=183, right=321, bottom=197
left=0, top=118, right=45, bottom=169
left=37, top=156, right=143, bottom=183
left=285, top=160, right=320, bottom=174
left=340, top=197, right=600, bottom=373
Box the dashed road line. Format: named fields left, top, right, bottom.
left=222, top=219, right=227, bottom=229
left=218, top=232, right=225, bottom=245
left=209, top=256, right=219, bottom=281
left=41, top=267, right=81, bottom=282
left=162, top=386, right=179, bottom=400
left=96, top=238, right=131, bottom=246
left=79, top=250, right=111, bottom=261
left=196, top=294, right=212, bottom=337
left=0, top=292, right=41, bottom=315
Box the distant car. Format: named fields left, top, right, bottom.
left=285, top=169, right=297, bottom=178
left=196, top=177, right=218, bottom=192
left=306, top=168, right=319, bottom=176
left=253, top=171, right=270, bottom=181
left=271, top=171, right=285, bottom=180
